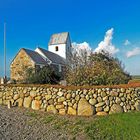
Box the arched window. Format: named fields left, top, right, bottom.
left=55, top=46, right=59, bottom=51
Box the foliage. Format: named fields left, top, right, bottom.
left=66, top=50, right=131, bottom=86
left=25, top=66, right=61, bottom=84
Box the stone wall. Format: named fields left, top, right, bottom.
left=0, top=85, right=140, bottom=116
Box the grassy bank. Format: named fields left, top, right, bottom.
left=129, top=75, right=140, bottom=84
left=26, top=111, right=140, bottom=140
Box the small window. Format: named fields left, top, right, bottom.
left=59, top=65, right=62, bottom=72
left=55, top=46, right=59, bottom=51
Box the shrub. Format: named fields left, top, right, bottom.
left=25, top=66, right=61, bottom=84
left=66, top=51, right=131, bottom=86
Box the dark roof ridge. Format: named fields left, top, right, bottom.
left=37, top=47, right=66, bottom=65
left=37, top=47, right=65, bottom=58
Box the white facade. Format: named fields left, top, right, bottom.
left=48, top=44, right=67, bottom=59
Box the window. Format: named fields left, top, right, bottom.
left=59, top=65, right=62, bottom=72
left=55, top=46, right=59, bottom=51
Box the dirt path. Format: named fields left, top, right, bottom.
left=0, top=106, right=74, bottom=140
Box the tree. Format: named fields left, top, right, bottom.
left=25, top=66, right=61, bottom=84
left=65, top=50, right=131, bottom=86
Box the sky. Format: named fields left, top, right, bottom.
left=0, top=0, right=140, bottom=77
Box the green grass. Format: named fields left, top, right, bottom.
left=26, top=111, right=38, bottom=118
left=85, top=112, right=140, bottom=140
left=26, top=111, right=140, bottom=140
left=131, top=75, right=140, bottom=82
left=132, top=75, right=140, bottom=80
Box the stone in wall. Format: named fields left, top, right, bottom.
left=47, top=105, right=58, bottom=114
left=109, top=104, right=123, bottom=114
left=16, top=98, right=23, bottom=107
left=78, top=98, right=95, bottom=116
left=59, top=109, right=66, bottom=115
left=32, top=100, right=41, bottom=110
left=135, top=101, right=140, bottom=111
left=23, top=96, right=32, bottom=108
left=68, top=107, right=76, bottom=115
left=96, top=112, right=108, bottom=116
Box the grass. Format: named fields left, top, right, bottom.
left=129, top=75, right=140, bottom=84
left=132, top=75, right=140, bottom=80
left=85, top=112, right=140, bottom=140
left=26, top=111, right=38, bottom=118
left=26, top=111, right=140, bottom=140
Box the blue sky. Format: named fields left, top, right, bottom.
left=0, top=0, right=140, bottom=77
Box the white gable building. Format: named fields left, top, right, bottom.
left=10, top=32, right=72, bottom=82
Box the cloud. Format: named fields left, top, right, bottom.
left=126, top=47, right=140, bottom=58
left=124, top=40, right=131, bottom=46
left=72, top=42, right=92, bottom=55
left=94, top=28, right=119, bottom=55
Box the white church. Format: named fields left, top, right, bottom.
left=10, top=32, right=72, bottom=81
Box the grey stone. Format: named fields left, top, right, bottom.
left=101, top=92, right=106, bottom=97
left=135, top=102, right=140, bottom=111
left=109, top=104, right=123, bottom=114
left=89, top=99, right=97, bottom=105
left=96, top=107, right=103, bottom=112
left=95, top=102, right=105, bottom=107
left=116, top=97, right=121, bottom=104
left=104, top=106, right=110, bottom=112
left=97, top=97, right=103, bottom=102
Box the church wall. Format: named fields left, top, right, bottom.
left=10, top=49, right=35, bottom=82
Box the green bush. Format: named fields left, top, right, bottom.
left=25, top=66, right=61, bottom=84
left=66, top=51, right=131, bottom=86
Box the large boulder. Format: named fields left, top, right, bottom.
left=31, top=100, right=41, bottom=110
left=47, top=105, right=58, bottom=114
left=78, top=98, right=95, bottom=116
left=109, top=104, right=123, bottom=114
left=23, top=96, right=32, bottom=108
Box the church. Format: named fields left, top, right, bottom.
left=10, top=32, right=72, bottom=82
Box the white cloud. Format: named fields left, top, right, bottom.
left=94, top=28, right=119, bottom=55
left=124, top=40, right=131, bottom=46
left=72, top=42, right=92, bottom=55
left=126, top=47, right=140, bottom=58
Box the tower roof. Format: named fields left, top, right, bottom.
left=48, top=32, right=69, bottom=45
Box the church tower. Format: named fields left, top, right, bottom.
left=48, top=32, right=71, bottom=60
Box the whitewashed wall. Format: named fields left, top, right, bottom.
left=48, top=44, right=67, bottom=59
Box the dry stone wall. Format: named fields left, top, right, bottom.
left=0, top=85, right=140, bottom=116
